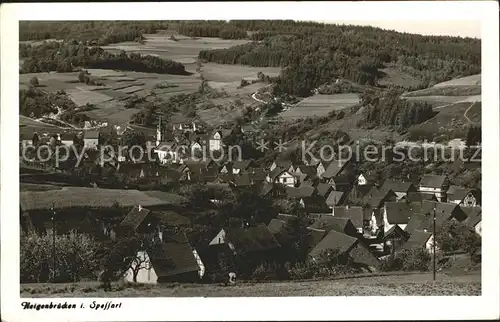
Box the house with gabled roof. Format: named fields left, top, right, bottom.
left=316, top=182, right=334, bottom=199
left=308, top=215, right=359, bottom=237
left=320, top=160, right=350, bottom=180
left=308, top=230, right=381, bottom=271
left=403, top=192, right=438, bottom=203
left=154, top=141, right=181, bottom=164
left=325, top=190, right=347, bottom=208
left=404, top=213, right=432, bottom=235
left=381, top=180, right=417, bottom=200
left=124, top=233, right=205, bottom=284
left=446, top=186, right=481, bottom=207
left=269, top=159, right=295, bottom=173
left=119, top=205, right=162, bottom=240
left=231, top=159, right=255, bottom=174
left=196, top=243, right=235, bottom=282
left=57, top=132, right=76, bottom=146
left=266, top=167, right=296, bottom=188
left=286, top=186, right=316, bottom=199
left=383, top=201, right=415, bottom=232
left=402, top=230, right=435, bottom=253
left=313, top=160, right=330, bottom=178
left=207, top=130, right=225, bottom=152
left=382, top=225, right=410, bottom=254
left=326, top=174, right=352, bottom=192
left=332, top=206, right=366, bottom=233
left=462, top=207, right=482, bottom=236
left=300, top=196, right=330, bottom=213
left=361, top=187, right=397, bottom=232
left=295, top=165, right=317, bottom=178
left=419, top=175, right=449, bottom=202
left=209, top=224, right=281, bottom=256
left=84, top=130, right=100, bottom=149
left=421, top=200, right=467, bottom=224
left=231, top=173, right=261, bottom=187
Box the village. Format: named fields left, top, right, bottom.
left=19, top=117, right=482, bottom=286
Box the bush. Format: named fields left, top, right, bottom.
left=380, top=248, right=431, bottom=272
left=286, top=261, right=358, bottom=280
left=20, top=231, right=100, bottom=283
left=29, top=77, right=39, bottom=86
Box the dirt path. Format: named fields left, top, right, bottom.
left=463, top=101, right=477, bottom=124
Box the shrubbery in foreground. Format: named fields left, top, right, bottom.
left=380, top=248, right=431, bottom=272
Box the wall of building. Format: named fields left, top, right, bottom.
left=123, top=251, right=158, bottom=284
left=209, top=229, right=227, bottom=245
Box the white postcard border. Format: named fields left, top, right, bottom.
left=1, top=1, right=499, bottom=321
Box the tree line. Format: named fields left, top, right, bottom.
left=197, top=22, right=480, bottom=96
left=20, top=41, right=188, bottom=75
left=357, top=88, right=435, bottom=132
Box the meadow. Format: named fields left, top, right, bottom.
left=19, top=32, right=281, bottom=128
left=280, top=94, right=360, bottom=121
left=21, top=272, right=480, bottom=297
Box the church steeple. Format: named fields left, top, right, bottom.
left=156, top=116, right=163, bottom=146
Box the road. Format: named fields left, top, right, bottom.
left=463, top=101, right=478, bottom=124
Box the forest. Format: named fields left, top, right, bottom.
left=199, top=27, right=480, bottom=96
left=20, top=20, right=480, bottom=97
left=357, top=88, right=436, bottom=132
left=20, top=41, right=188, bottom=75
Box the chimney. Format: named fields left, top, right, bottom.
left=138, top=204, right=142, bottom=211
left=346, top=204, right=349, bottom=209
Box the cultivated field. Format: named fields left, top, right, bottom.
left=21, top=272, right=480, bottom=297
left=280, top=94, right=360, bottom=121
left=20, top=187, right=187, bottom=211
left=433, top=74, right=481, bottom=87
left=102, top=32, right=249, bottom=71
left=20, top=33, right=281, bottom=128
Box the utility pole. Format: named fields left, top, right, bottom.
left=433, top=207, right=436, bottom=281
left=51, top=203, right=56, bottom=282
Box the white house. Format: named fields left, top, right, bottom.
left=57, top=133, right=75, bottom=146
left=83, top=131, right=99, bottom=149
left=382, top=202, right=415, bottom=232
left=404, top=230, right=436, bottom=254
left=381, top=180, right=417, bottom=200
left=154, top=142, right=180, bottom=164
left=267, top=168, right=296, bottom=188
left=124, top=235, right=204, bottom=284
left=447, top=186, right=481, bottom=207
left=269, top=159, right=294, bottom=173
left=356, top=174, right=368, bottom=186
left=418, top=175, right=448, bottom=202
left=208, top=131, right=223, bottom=152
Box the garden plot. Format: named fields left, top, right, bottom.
left=117, top=85, right=146, bottom=94
left=66, top=89, right=113, bottom=106
left=281, top=94, right=360, bottom=120
left=84, top=69, right=127, bottom=78
left=75, top=85, right=112, bottom=91
left=112, top=82, right=145, bottom=91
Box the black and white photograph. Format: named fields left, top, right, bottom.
left=1, top=2, right=499, bottom=321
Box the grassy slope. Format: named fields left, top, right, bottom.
left=21, top=272, right=480, bottom=297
